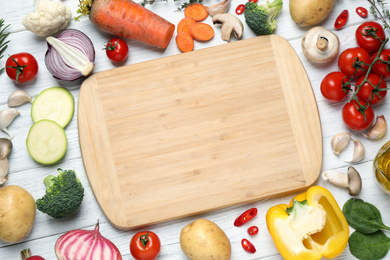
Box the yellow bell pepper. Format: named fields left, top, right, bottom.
left=266, top=186, right=349, bottom=260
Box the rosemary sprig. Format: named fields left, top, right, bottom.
left=368, top=0, right=390, bottom=29
left=0, top=19, right=10, bottom=75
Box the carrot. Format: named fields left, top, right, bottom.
left=190, top=23, right=214, bottom=42
left=77, top=0, right=175, bottom=49
left=177, top=17, right=197, bottom=34
left=184, top=3, right=209, bottom=22
left=176, top=32, right=194, bottom=52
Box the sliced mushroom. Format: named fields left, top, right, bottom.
left=302, top=26, right=340, bottom=63
left=205, top=0, right=231, bottom=16
left=212, top=13, right=243, bottom=42
left=322, top=166, right=362, bottom=196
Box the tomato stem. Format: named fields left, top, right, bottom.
left=6, top=56, right=26, bottom=83
left=140, top=231, right=150, bottom=247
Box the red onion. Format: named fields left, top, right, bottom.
left=45, top=29, right=95, bottom=81
left=55, top=221, right=122, bottom=260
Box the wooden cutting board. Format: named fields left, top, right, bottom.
left=78, top=35, right=322, bottom=230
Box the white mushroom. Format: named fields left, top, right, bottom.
left=205, top=0, right=231, bottom=16
left=322, top=166, right=362, bottom=196
left=302, top=26, right=340, bottom=63
left=212, top=13, right=243, bottom=42
left=0, top=138, right=12, bottom=185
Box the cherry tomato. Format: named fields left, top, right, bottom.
left=236, top=4, right=245, bottom=15
left=20, top=249, right=45, bottom=260
left=5, top=52, right=38, bottom=83
left=338, top=47, right=371, bottom=77
left=247, top=226, right=259, bottom=235
left=241, top=238, right=256, bottom=253
left=105, top=38, right=129, bottom=62
left=355, top=73, right=387, bottom=105
left=130, top=231, right=161, bottom=260
left=356, top=7, right=368, bottom=18
left=371, top=49, right=390, bottom=78
left=342, top=99, right=375, bottom=131
left=356, top=21, right=386, bottom=53
left=234, top=208, right=258, bottom=227
left=320, top=71, right=351, bottom=102
left=334, top=10, right=349, bottom=29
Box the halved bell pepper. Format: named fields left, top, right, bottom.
left=266, top=186, right=349, bottom=260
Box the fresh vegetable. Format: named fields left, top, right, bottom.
left=180, top=218, right=231, bottom=260
left=212, top=13, right=244, bottom=42
left=8, top=89, right=32, bottom=107
left=266, top=186, right=349, bottom=260
left=55, top=221, right=122, bottom=260
left=320, top=71, right=350, bottom=102
left=184, top=3, right=209, bottom=22
left=330, top=132, right=351, bottom=155
left=343, top=198, right=390, bottom=260
left=21, top=248, right=45, bottom=260
left=338, top=47, right=370, bottom=77
left=365, top=115, right=387, bottom=140
left=22, top=0, right=71, bottom=36
left=289, top=0, right=335, bottom=27
left=371, top=49, right=390, bottom=78
left=0, top=185, right=36, bottom=243
left=322, top=166, right=362, bottom=195
left=356, top=21, right=385, bottom=53
left=190, top=22, right=215, bottom=41
left=204, top=0, right=231, bottom=17
left=244, top=0, right=283, bottom=35
left=247, top=226, right=259, bottom=235
left=356, top=7, right=368, bottom=18
left=6, top=52, right=38, bottom=83
left=31, top=87, right=75, bottom=128
left=355, top=73, right=387, bottom=105
left=235, top=4, right=245, bottom=15
left=342, top=99, right=375, bottom=131
left=0, top=19, right=10, bottom=75
left=177, top=17, right=196, bottom=34
left=0, top=108, right=20, bottom=139
left=36, top=168, right=84, bottom=218
left=176, top=32, right=194, bottom=53
left=334, top=9, right=349, bottom=29
left=234, top=208, right=258, bottom=227
left=130, top=231, right=161, bottom=260
left=241, top=238, right=256, bottom=253
left=45, top=29, right=95, bottom=81
left=105, top=38, right=129, bottom=62
left=76, top=0, right=175, bottom=49
left=0, top=138, right=12, bottom=185
left=26, top=120, right=67, bottom=164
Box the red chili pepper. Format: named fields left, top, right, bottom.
left=234, top=208, right=258, bottom=227
left=356, top=7, right=368, bottom=18
left=241, top=238, right=256, bottom=253
left=248, top=0, right=258, bottom=3
left=247, top=226, right=259, bottom=235
left=334, top=10, right=349, bottom=29
left=236, top=4, right=245, bottom=15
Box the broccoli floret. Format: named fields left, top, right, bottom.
left=244, top=0, right=283, bottom=35
left=36, top=168, right=84, bottom=218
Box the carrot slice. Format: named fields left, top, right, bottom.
left=177, top=17, right=197, bottom=34
left=176, top=32, right=194, bottom=52
left=184, top=3, right=209, bottom=22
left=190, top=23, right=214, bottom=41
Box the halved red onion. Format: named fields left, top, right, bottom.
left=45, top=29, right=95, bottom=81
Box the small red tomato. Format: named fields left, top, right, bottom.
left=320, top=71, right=351, bottom=102
left=338, top=47, right=371, bottom=77
left=335, top=10, right=349, bottom=29
left=234, top=208, right=258, bottom=227
left=105, top=38, right=129, bottom=62
left=6, top=52, right=38, bottom=83
left=356, top=21, right=386, bottom=53
left=342, top=99, right=375, bottom=131
left=20, top=248, right=45, bottom=260
left=130, top=231, right=161, bottom=260
left=371, top=49, right=390, bottom=78
left=356, top=7, right=368, bottom=18
left=248, top=226, right=259, bottom=235
left=241, top=238, right=256, bottom=253
left=355, top=73, right=387, bottom=105
left=236, top=4, right=245, bottom=15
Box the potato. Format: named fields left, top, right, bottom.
left=0, top=185, right=36, bottom=243
left=180, top=218, right=231, bottom=260
left=290, top=0, right=336, bottom=27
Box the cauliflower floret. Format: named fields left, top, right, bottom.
left=23, top=0, right=72, bottom=36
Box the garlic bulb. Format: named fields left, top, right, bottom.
left=331, top=132, right=351, bottom=155
left=364, top=115, right=386, bottom=140
left=8, top=89, right=32, bottom=107
left=0, top=108, right=20, bottom=139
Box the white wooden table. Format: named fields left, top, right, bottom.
left=1, top=0, right=390, bottom=259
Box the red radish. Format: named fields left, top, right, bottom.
left=55, top=221, right=122, bottom=260
left=20, top=249, right=45, bottom=260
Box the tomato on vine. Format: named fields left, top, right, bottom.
left=105, top=38, right=129, bottom=62
left=371, top=49, right=390, bottom=78
left=355, top=21, right=386, bottom=53
left=5, top=52, right=38, bottom=83
left=355, top=73, right=387, bottom=105
left=338, top=47, right=370, bottom=77
left=342, top=99, right=375, bottom=131
left=320, top=71, right=351, bottom=102
left=130, top=231, right=161, bottom=260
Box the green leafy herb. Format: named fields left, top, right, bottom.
left=368, top=0, right=390, bottom=29
left=0, top=18, right=10, bottom=74
left=349, top=231, right=390, bottom=260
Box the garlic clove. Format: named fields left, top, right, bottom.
left=363, top=115, right=387, bottom=140
left=0, top=138, right=12, bottom=160
left=0, top=157, right=9, bottom=185
left=331, top=132, right=351, bottom=155
left=345, top=138, right=365, bottom=163
left=205, top=0, right=231, bottom=16
left=7, top=89, right=32, bottom=107
left=0, top=108, right=20, bottom=140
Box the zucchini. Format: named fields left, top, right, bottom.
left=31, top=87, right=74, bottom=128
left=26, top=120, right=67, bottom=164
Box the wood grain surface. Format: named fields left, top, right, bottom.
left=78, top=35, right=322, bottom=229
